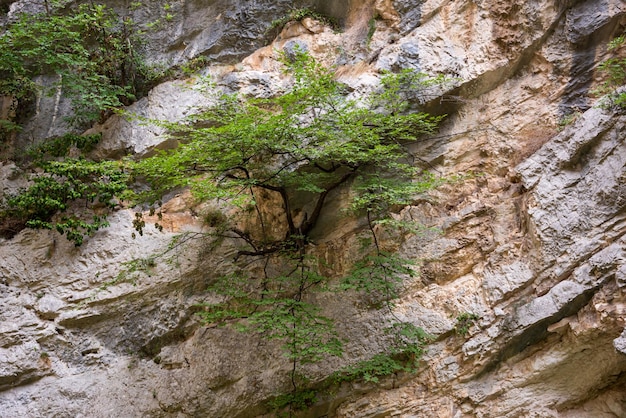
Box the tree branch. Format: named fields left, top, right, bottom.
left=300, top=169, right=356, bottom=236
left=236, top=245, right=282, bottom=259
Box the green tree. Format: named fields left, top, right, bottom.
left=133, top=51, right=443, bottom=249
left=135, top=50, right=444, bottom=410
left=0, top=1, right=152, bottom=136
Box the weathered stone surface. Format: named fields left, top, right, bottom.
left=87, top=79, right=216, bottom=159
left=3, top=0, right=626, bottom=416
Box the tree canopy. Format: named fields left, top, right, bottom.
left=133, top=50, right=444, bottom=255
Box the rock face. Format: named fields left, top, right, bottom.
left=2, top=0, right=626, bottom=417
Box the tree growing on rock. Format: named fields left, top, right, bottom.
left=132, top=50, right=444, bottom=412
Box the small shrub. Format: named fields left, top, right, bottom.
left=268, top=389, right=317, bottom=413
left=25, top=133, right=102, bottom=159
left=179, top=56, right=210, bottom=76
left=1, top=159, right=128, bottom=245
left=202, top=209, right=228, bottom=230
left=557, top=111, right=581, bottom=131
left=333, top=353, right=405, bottom=384
left=332, top=323, right=432, bottom=384
left=455, top=312, right=479, bottom=336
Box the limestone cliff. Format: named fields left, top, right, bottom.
left=1, top=0, right=626, bottom=417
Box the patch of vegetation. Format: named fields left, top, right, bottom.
left=24, top=133, right=102, bottom=160
left=179, top=56, right=210, bottom=76
left=101, top=256, right=157, bottom=290
left=333, top=323, right=432, bottom=384
left=366, top=14, right=378, bottom=48
left=454, top=312, right=480, bottom=336
left=557, top=111, right=581, bottom=131
left=266, top=7, right=339, bottom=38
left=0, top=2, right=184, bottom=240
left=0, top=158, right=128, bottom=245
left=268, top=388, right=317, bottom=415
left=0, top=1, right=158, bottom=136
left=595, top=33, right=626, bottom=109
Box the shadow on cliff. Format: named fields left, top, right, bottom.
left=559, top=1, right=626, bottom=118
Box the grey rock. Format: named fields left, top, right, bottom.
left=88, top=79, right=216, bottom=159
left=34, top=295, right=65, bottom=320
left=614, top=329, right=626, bottom=355
left=14, top=76, right=75, bottom=148
left=517, top=107, right=626, bottom=264
left=0, top=339, right=51, bottom=391
left=565, top=0, right=626, bottom=45
left=483, top=261, right=534, bottom=304
left=123, top=0, right=317, bottom=67
left=221, top=70, right=279, bottom=97
left=392, top=0, right=425, bottom=33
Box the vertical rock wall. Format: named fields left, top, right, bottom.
left=1, top=0, right=626, bottom=416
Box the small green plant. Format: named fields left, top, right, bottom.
left=179, top=56, right=210, bottom=76
left=557, top=111, right=581, bottom=130
left=145, top=19, right=162, bottom=30
left=335, top=353, right=405, bottom=384
left=0, top=119, right=21, bottom=144
left=102, top=256, right=157, bottom=289
left=455, top=312, right=479, bottom=336
left=269, top=388, right=317, bottom=414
